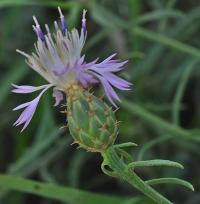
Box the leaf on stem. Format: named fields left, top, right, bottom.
left=128, top=159, right=184, bottom=169
left=114, top=142, right=138, bottom=148
left=145, top=178, right=194, bottom=191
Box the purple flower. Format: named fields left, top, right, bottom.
left=13, top=7, right=131, bottom=131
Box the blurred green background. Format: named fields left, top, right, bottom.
left=0, top=0, right=200, bottom=203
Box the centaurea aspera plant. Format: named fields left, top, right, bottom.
left=12, top=7, right=193, bottom=204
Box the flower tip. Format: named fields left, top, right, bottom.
left=117, top=97, right=122, bottom=103
left=82, top=9, right=87, bottom=34
left=11, top=83, right=16, bottom=87
left=16, top=49, right=29, bottom=58
left=58, top=6, right=63, bottom=17
left=112, top=102, right=118, bottom=108
left=16, top=49, right=22, bottom=54
left=33, top=15, right=39, bottom=26
left=13, top=118, right=25, bottom=132
left=54, top=21, right=59, bottom=30
left=83, top=9, right=87, bottom=17
left=11, top=90, right=17, bottom=94
left=32, top=25, right=36, bottom=31
left=58, top=6, right=67, bottom=34
left=12, top=107, right=18, bottom=111
left=45, top=24, right=50, bottom=35
left=109, top=53, right=117, bottom=59
left=20, top=126, right=26, bottom=133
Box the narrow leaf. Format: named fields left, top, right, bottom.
left=128, top=159, right=184, bottom=169
left=133, top=27, right=200, bottom=59
left=114, top=142, right=138, bottom=148
left=0, top=0, right=77, bottom=8
left=146, top=178, right=194, bottom=191
left=136, top=10, right=184, bottom=24
left=0, top=174, right=125, bottom=204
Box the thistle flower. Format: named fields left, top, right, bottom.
left=13, top=7, right=131, bottom=131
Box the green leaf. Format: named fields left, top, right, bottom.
left=67, top=151, right=88, bottom=187
left=90, top=2, right=128, bottom=29
left=114, top=142, right=138, bottom=148
left=115, top=148, right=133, bottom=163
left=0, top=174, right=127, bottom=204
left=172, top=59, right=198, bottom=125
left=0, top=62, right=28, bottom=104
left=137, top=135, right=172, bottom=161
left=121, top=100, right=200, bottom=142
left=133, top=27, right=200, bottom=59
left=34, top=93, right=56, bottom=142
left=122, top=197, right=154, bottom=204
left=128, top=160, right=183, bottom=169
left=136, top=9, right=184, bottom=24
left=146, top=178, right=194, bottom=191
left=0, top=0, right=77, bottom=8
left=8, top=129, right=63, bottom=174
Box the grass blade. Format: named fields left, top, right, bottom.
left=133, top=27, right=200, bottom=59
left=0, top=174, right=127, bottom=204
left=136, top=9, right=184, bottom=24
left=172, top=59, right=198, bottom=125
left=0, top=62, right=28, bottom=104
left=0, top=0, right=77, bottom=8
left=8, top=129, right=63, bottom=174
left=122, top=100, right=200, bottom=141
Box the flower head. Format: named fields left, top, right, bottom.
left=13, top=7, right=131, bottom=131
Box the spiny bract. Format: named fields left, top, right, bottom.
left=66, top=83, right=118, bottom=152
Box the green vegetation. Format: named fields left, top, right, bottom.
left=0, top=0, right=200, bottom=203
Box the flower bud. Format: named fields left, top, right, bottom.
left=66, top=83, right=118, bottom=152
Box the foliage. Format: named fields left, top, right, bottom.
left=0, top=0, right=200, bottom=203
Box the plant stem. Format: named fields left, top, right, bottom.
left=102, top=147, right=172, bottom=204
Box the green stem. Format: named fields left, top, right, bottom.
left=0, top=174, right=124, bottom=204
left=102, top=147, right=172, bottom=204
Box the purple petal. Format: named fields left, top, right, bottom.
left=79, top=53, right=131, bottom=106
left=100, top=78, right=120, bottom=107
left=91, top=73, right=120, bottom=107
left=90, top=60, right=128, bottom=73
left=13, top=96, right=40, bottom=131
left=99, top=54, right=117, bottom=64
left=12, top=84, right=49, bottom=94
left=13, top=101, right=32, bottom=111
left=100, top=78, right=121, bottom=102
left=77, top=55, right=85, bottom=66
left=58, top=7, right=67, bottom=35
left=85, top=54, right=128, bottom=74
left=82, top=10, right=87, bottom=34
left=33, top=16, right=46, bottom=42
left=53, top=67, right=68, bottom=76
left=104, top=73, right=132, bottom=90
left=84, top=58, right=99, bottom=68
left=78, top=73, right=98, bottom=87
left=52, top=88, right=64, bottom=106
left=13, top=84, right=53, bottom=131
